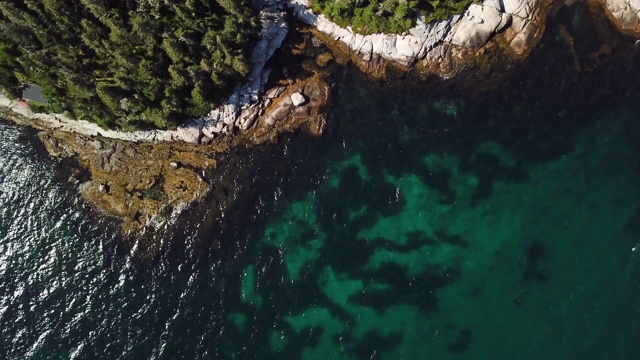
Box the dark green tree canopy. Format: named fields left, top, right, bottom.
left=0, top=0, right=258, bottom=130
left=310, top=0, right=474, bottom=34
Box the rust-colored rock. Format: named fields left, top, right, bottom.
left=1, top=68, right=331, bottom=237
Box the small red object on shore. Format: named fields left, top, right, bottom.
left=17, top=100, right=28, bottom=107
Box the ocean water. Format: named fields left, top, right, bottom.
left=2, top=4, right=640, bottom=359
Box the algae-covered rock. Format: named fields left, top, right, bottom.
left=22, top=72, right=331, bottom=236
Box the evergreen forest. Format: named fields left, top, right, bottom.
left=310, top=0, right=474, bottom=34
left=0, top=0, right=257, bottom=130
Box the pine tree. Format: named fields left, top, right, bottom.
left=0, top=0, right=258, bottom=130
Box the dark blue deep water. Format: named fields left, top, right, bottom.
left=2, top=5, right=640, bottom=359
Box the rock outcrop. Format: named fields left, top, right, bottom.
left=3, top=0, right=637, bottom=240
left=287, top=0, right=543, bottom=73
left=605, top=0, right=640, bottom=35
left=290, top=92, right=306, bottom=106
left=0, top=0, right=549, bottom=144
left=449, top=4, right=512, bottom=48
left=37, top=130, right=212, bottom=232
left=1, top=74, right=329, bottom=234
left=6, top=0, right=637, bottom=148
left=262, top=80, right=327, bottom=130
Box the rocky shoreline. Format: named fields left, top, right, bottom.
left=1, top=0, right=639, bottom=238
left=1, top=0, right=638, bottom=144
left=0, top=0, right=548, bottom=144
left=292, top=0, right=640, bottom=77
left=290, top=0, right=540, bottom=64
left=1, top=75, right=330, bottom=236
left=0, top=17, right=332, bottom=235
left=606, top=0, right=640, bottom=35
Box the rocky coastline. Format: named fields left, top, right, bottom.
left=0, top=15, right=332, bottom=235
left=289, top=0, right=544, bottom=78
left=1, top=0, right=639, bottom=237
left=605, top=0, right=640, bottom=35
left=292, top=0, right=640, bottom=78
left=3, top=0, right=637, bottom=144
left=0, top=0, right=547, bottom=143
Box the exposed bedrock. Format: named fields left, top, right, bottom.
left=3, top=0, right=638, bottom=146
left=604, top=0, right=640, bottom=35
left=287, top=0, right=543, bottom=73
left=289, top=0, right=640, bottom=78
left=14, top=76, right=329, bottom=233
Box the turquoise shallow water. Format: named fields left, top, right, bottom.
left=246, top=111, right=640, bottom=359
left=2, top=4, right=640, bottom=359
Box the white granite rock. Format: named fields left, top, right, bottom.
left=508, top=15, right=539, bottom=55
left=288, top=0, right=538, bottom=67
left=238, top=106, right=260, bottom=130
left=450, top=4, right=509, bottom=47
left=202, top=121, right=223, bottom=137
left=483, top=0, right=504, bottom=11
left=153, top=131, right=173, bottom=142
left=606, top=0, right=640, bottom=32
left=221, top=103, right=237, bottom=125
left=173, top=126, right=201, bottom=143
left=502, top=0, right=539, bottom=19
left=290, top=92, right=306, bottom=106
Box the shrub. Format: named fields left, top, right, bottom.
left=310, top=0, right=474, bottom=35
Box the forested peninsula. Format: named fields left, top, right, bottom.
left=1, top=0, right=639, bottom=134
left=0, top=0, right=257, bottom=130
left=0, top=0, right=487, bottom=132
